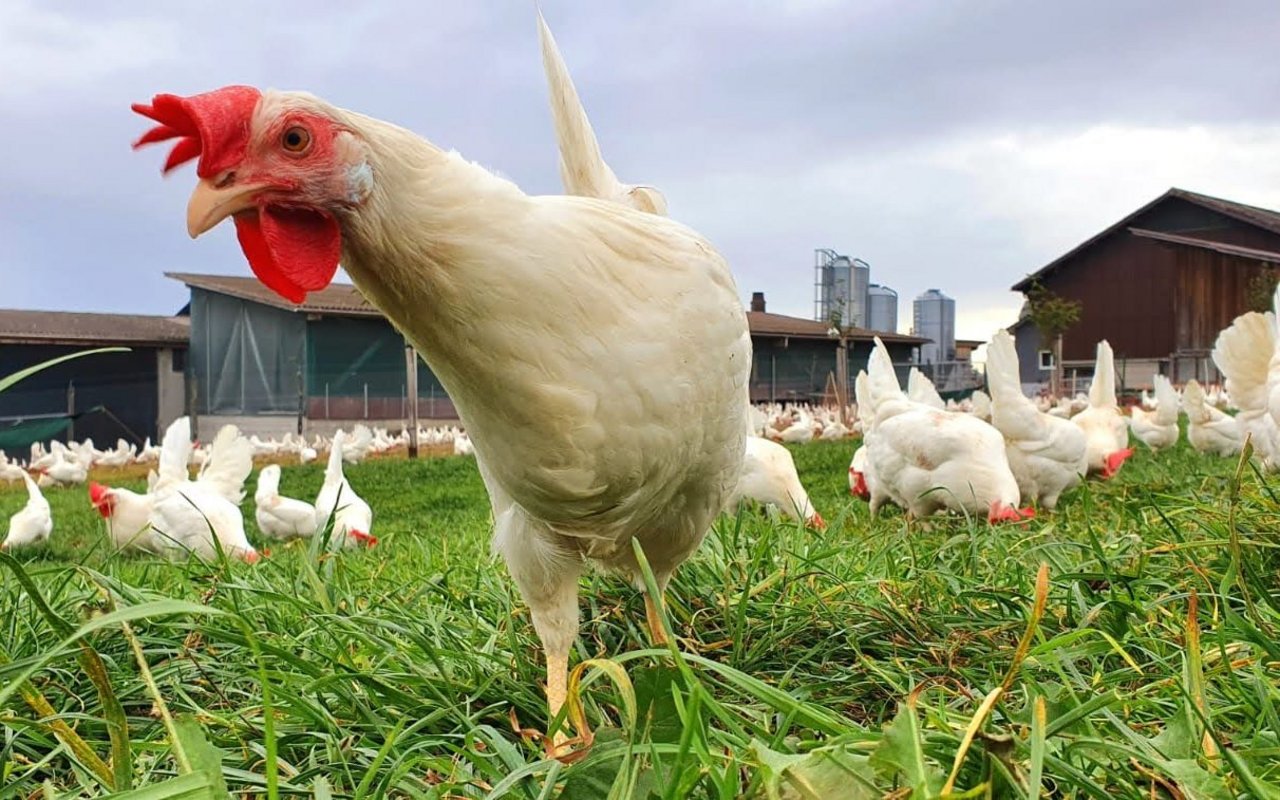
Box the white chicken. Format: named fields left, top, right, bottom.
left=314, top=431, right=376, bottom=549
left=968, top=389, right=992, bottom=423
left=453, top=431, right=475, bottom=457
left=1071, top=341, right=1134, bottom=478
left=1212, top=310, right=1280, bottom=468
left=254, top=464, right=318, bottom=541
left=341, top=424, right=375, bottom=465
left=862, top=338, right=1031, bottom=522
left=728, top=437, right=824, bottom=529
left=37, top=444, right=87, bottom=487
left=1128, top=375, right=1180, bottom=451
left=0, top=453, right=26, bottom=483
left=847, top=372, right=874, bottom=501
left=537, top=10, right=667, bottom=216
left=2, top=472, right=53, bottom=551
left=1181, top=379, right=1241, bottom=457
left=136, top=77, right=751, bottom=751
left=986, top=329, right=1087, bottom=510
left=147, top=417, right=259, bottom=563
left=907, top=368, right=945, bottom=409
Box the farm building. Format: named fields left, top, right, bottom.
left=0, top=310, right=188, bottom=450
left=169, top=272, right=453, bottom=438
left=746, top=292, right=925, bottom=403
left=1010, top=187, right=1280, bottom=392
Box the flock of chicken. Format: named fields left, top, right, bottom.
left=0, top=423, right=475, bottom=489
left=43, top=6, right=1253, bottom=753
left=0, top=418, right=384, bottom=555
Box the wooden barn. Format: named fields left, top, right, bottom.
left=1010, top=187, right=1280, bottom=391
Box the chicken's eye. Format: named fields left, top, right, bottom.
left=281, top=126, right=312, bottom=155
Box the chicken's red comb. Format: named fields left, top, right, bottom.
left=349, top=530, right=378, bottom=547
left=132, top=86, right=262, bottom=178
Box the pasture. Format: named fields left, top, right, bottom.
left=1, top=439, right=1278, bottom=798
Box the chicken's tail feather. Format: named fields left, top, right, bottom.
left=1089, top=340, right=1117, bottom=409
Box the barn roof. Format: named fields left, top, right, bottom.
left=747, top=310, right=927, bottom=344
left=167, top=272, right=381, bottom=317
left=1011, top=187, right=1280, bottom=292
left=1128, top=228, right=1280, bottom=264
left=0, top=309, right=190, bottom=346
left=169, top=272, right=929, bottom=343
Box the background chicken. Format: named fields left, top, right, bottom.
left=1128, top=374, right=1180, bottom=451
left=986, top=329, right=1087, bottom=510
left=728, top=437, right=824, bottom=530
left=862, top=338, right=1030, bottom=522
left=255, top=464, right=318, bottom=541
left=1071, top=340, right=1133, bottom=477
left=314, top=431, right=376, bottom=549
left=2, top=472, right=52, bottom=551
left=1181, top=379, right=1241, bottom=456
left=1211, top=310, right=1280, bottom=468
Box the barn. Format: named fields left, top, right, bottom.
left=746, top=293, right=925, bottom=403
left=169, top=272, right=453, bottom=438
left=1010, top=188, right=1280, bottom=391
left=0, top=310, right=188, bottom=450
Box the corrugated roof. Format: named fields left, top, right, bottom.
left=747, top=311, right=927, bottom=344
left=1128, top=228, right=1280, bottom=264
left=166, top=272, right=381, bottom=317
left=1012, top=187, right=1280, bottom=292
left=0, top=310, right=189, bottom=346
left=169, top=272, right=929, bottom=343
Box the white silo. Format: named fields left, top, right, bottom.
left=867, top=284, right=898, bottom=333
left=913, top=289, right=956, bottom=363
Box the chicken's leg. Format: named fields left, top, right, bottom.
left=494, top=518, right=583, bottom=757
left=644, top=591, right=670, bottom=646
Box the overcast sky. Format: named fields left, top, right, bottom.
left=6, top=0, right=1280, bottom=340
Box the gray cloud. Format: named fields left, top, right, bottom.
left=5, top=0, right=1280, bottom=338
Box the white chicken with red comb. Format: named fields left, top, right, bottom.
left=133, top=84, right=751, bottom=754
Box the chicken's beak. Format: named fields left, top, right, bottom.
left=187, top=177, right=267, bottom=238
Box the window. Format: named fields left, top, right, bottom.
left=1038, top=350, right=1054, bottom=371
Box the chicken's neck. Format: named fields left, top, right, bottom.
left=335, top=115, right=531, bottom=381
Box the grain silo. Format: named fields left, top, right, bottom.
left=912, top=288, right=956, bottom=364
left=814, top=249, right=869, bottom=328
left=867, top=284, right=898, bottom=333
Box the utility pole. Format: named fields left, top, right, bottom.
left=405, top=341, right=420, bottom=459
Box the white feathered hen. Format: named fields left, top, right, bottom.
left=2, top=472, right=53, bottom=551
left=986, top=329, right=1087, bottom=510
left=147, top=418, right=259, bottom=563
left=255, top=464, right=318, bottom=541
left=1181, top=379, right=1240, bottom=457
left=1071, top=340, right=1134, bottom=478
left=1212, top=311, right=1280, bottom=468
left=1128, top=374, right=1180, bottom=451
left=862, top=338, right=1032, bottom=523
left=135, top=68, right=750, bottom=753
left=314, top=430, right=376, bottom=549
left=728, top=437, right=824, bottom=530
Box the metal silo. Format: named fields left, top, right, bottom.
left=849, top=258, right=870, bottom=328
left=867, top=284, right=898, bottom=333
left=814, top=249, right=870, bottom=328
left=913, top=289, right=956, bottom=364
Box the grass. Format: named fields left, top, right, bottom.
left=1, top=436, right=1279, bottom=798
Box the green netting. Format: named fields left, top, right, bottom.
left=190, top=289, right=305, bottom=414
left=0, top=417, right=72, bottom=451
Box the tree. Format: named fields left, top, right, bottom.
left=1245, top=267, right=1279, bottom=313
left=1024, top=281, right=1082, bottom=396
